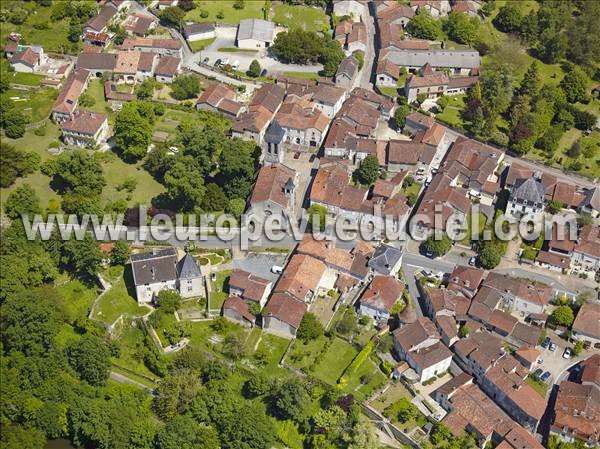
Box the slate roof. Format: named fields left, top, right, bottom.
left=386, top=49, right=481, bottom=69
left=512, top=178, right=545, bottom=203
left=77, top=52, right=117, bottom=71
left=183, top=22, right=215, bottom=37
left=237, top=19, right=275, bottom=42
left=176, top=253, right=202, bottom=279
left=368, top=244, right=403, bottom=276
left=336, top=55, right=359, bottom=79
left=265, top=120, right=285, bottom=144
left=130, top=248, right=178, bottom=286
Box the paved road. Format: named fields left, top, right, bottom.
left=358, top=0, right=376, bottom=90
left=110, top=371, right=153, bottom=390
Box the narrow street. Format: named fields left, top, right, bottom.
left=358, top=0, right=376, bottom=90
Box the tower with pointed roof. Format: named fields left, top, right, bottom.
left=176, top=252, right=205, bottom=299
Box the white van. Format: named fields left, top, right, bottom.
left=271, top=265, right=283, bottom=274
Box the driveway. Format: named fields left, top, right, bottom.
left=198, top=26, right=323, bottom=74
left=233, top=252, right=288, bottom=283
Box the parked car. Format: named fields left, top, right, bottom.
left=540, top=371, right=551, bottom=382
left=210, top=272, right=216, bottom=282
left=549, top=342, right=557, bottom=352
left=468, top=256, right=477, bottom=266
left=271, top=265, right=283, bottom=274
left=214, top=58, right=222, bottom=67
left=202, top=57, right=209, bottom=64
left=260, top=69, right=268, bottom=77
left=533, top=368, right=543, bottom=379
left=563, top=347, right=572, bottom=359
left=231, top=60, right=240, bottom=70
left=541, top=337, right=551, bottom=349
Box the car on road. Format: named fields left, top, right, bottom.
left=214, top=58, right=222, bottom=67
left=231, top=60, right=240, bottom=70
left=261, top=69, right=268, bottom=77
left=533, top=368, right=543, bottom=379
left=549, top=342, right=557, bottom=352
left=202, top=57, right=209, bottom=64
left=563, top=347, right=572, bottom=359
left=541, top=337, right=551, bottom=349
left=540, top=371, right=551, bottom=383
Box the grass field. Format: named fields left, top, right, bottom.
left=112, top=321, right=161, bottom=381
left=209, top=270, right=232, bottom=310
left=342, top=357, right=388, bottom=400
left=371, top=381, right=413, bottom=413
left=0, top=3, right=80, bottom=55
left=282, top=71, right=320, bottom=81
left=53, top=279, right=99, bottom=323
left=6, top=71, right=45, bottom=86
left=256, top=333, right=289, bottom=369
left=218, top=47, right=259, bottom=53
left=273, top=4, right=329, bottom=33
left=83, top=79, right=112, bottom=116
left=435, top=94, right=465, bottom=129
left=290, top=337, right=359, bottom=385
left=92, top=267, right=148, bottom=325
left=526, top=374, right=548, bottom=398
left=184, top=0, right=265, bottom=24
left=189, top=37, right=216, bottom=53
left=5, top=87, right=58, bottom=122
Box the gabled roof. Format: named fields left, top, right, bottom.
left=85, top=4, right=117, bottom=32
left=237, top=18, right=275, bottom=42
left=336, top=55, right=359, bottom=79
left=52, top=68, right=90, bottom=115
left=223, top=296, right=256, bottom=323
left=250, top=163, right=296, bottom=209
left=10, top=47, right=39, bottom=67
left=273, top=254, right=326, bottom=302
left=512, top=178, right=545, bottom=203
left=229, top=269, right=271, bottom=303
left=360, top=275, right=404, bottom=314
left=77, top=52, right=117, bottom=71
left=61, top=110, right=107, bottom=135
left=393, top=317, right=440, bottom=352
left=176, top=253, right=202, bottom=279
left=264, top=293, right=307, bottom=330
left=130, top=248, right=178, bottom=286
left=154, top=56, right=180, bottom=76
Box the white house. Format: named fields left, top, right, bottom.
left=359, top=275, right=405, bottom=322
left=333, top=0, right=365, bottom=22
left=393, top=317, right=453, bottom=382
left=9, top=46, right=42, bottom=73
left=183, top=22, right=216, bottom=42
left=60, top=110, right=109, bottom=148
left=130, top=248, right=204, bottom=304
left=506, top=178, right=546, bottom=222
left=236, top=19, right=275, bottom=49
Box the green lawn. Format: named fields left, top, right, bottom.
left=282, top=71, right=320, bottom=81
left=255, top=333, right=289, bottom=370
left=6, top=71, right=45, bottom=86
left=377, top=86, right=399, bottom=98
left=342, top=357, right=388, bottom=400
left=311, top=338, right=358, bottom=385
left=53, top=279, right=99, bottom=323
left=0, top=4, right=81, bottom=55
left=371, top=381, right=412, bottom=413
left=184, top=0, right=265, bottom=24
left=273, top=4, right=329, bottom=33
left=112, top=321, right=161, bottom=381
left=92, top=267, right=148, bottom=325
left=82, top=79, right=112, bottom=116
left=526, top=375, right=548, bottom=398
left=209, top=270, right=232, bottom=310
left=5, top=87, right=58, bottom=122
left=189, top=37, right=216, bottom=52
left=435, top=94, right=465, bottom=129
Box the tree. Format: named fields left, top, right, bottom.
left=547, top=200, right=563, bottom=214
left=0, top=142, right=40, bottom=187
left=393, top=103, right=410, bottom=128
left=1, top=425, right=46, bottom=449
left=353, top=155, right=379, bottom=186
left=2, top=108, right=28, bottom=138
left=337, top=308, right=358, bottom=335
left=42, top=149, right=105, bottom=195
left=155, top=417, right=219, bottom=449
left=222, top=333, right=247, bottom=360
left=444, top=11, right=480, bottom=45
left=67, top=334, right=111, bottom=386
left=1, top=289, right=59, bottom=356
left=550, top=305, right=574, bottom=327
left=313, top=405, right=345, bottom=435
left=158, top=6, right=185, bottom=28
left=320, top=38, right=346, bottom=77
left=479, top=241, right=502, bottom=269
left=458, top=324, right=470, bottom=338
left=227, top=198, right=246, bottom=219
left=247, top=59, right=261, bottom=78
left=4, top=184, right=41, bottom=220
left=271, top=29, right=324, bottom=64
left=163, top=157, right=206, bottom=211
left=307, top=204, right=328, bottom=231
left=570, top=107, right=596, bottom=131
left=519, top=62, right=541, bottom=98
left=112, top=26, right=128, bottom=46
left=156, top=289, right=182, bottom=314
left=493, top=5, right=523, bottom=33
left=108, top=240, right=130, bottom=266
left=560, top=68, right=589, bottom=104
left=114, top=102, right=154, bottom=160
left=566, top=1, right=600, bottom=66
left=423, top=234, right=452, bottom=258
left=178, top=0, right=196, bottom=11
left=407, top=9, right=441, bottom=40
left=272, top=378, right=309, bottom=421
left=171, top=75, right=201, bottom=100
left=67, top=20, right=83, bottom=42
left=202, top=183, right=228, bottom=212
left=61, top=234, right=104, bottom=280
left=297, top=312, right=323, bottom=342
left=573, top=340, right=583, bottom=356
left=244, top=372, right=271, bottom=398
left=135, top=77, right=158, bottom=99
left=536, top=125, right=563, bottom=157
